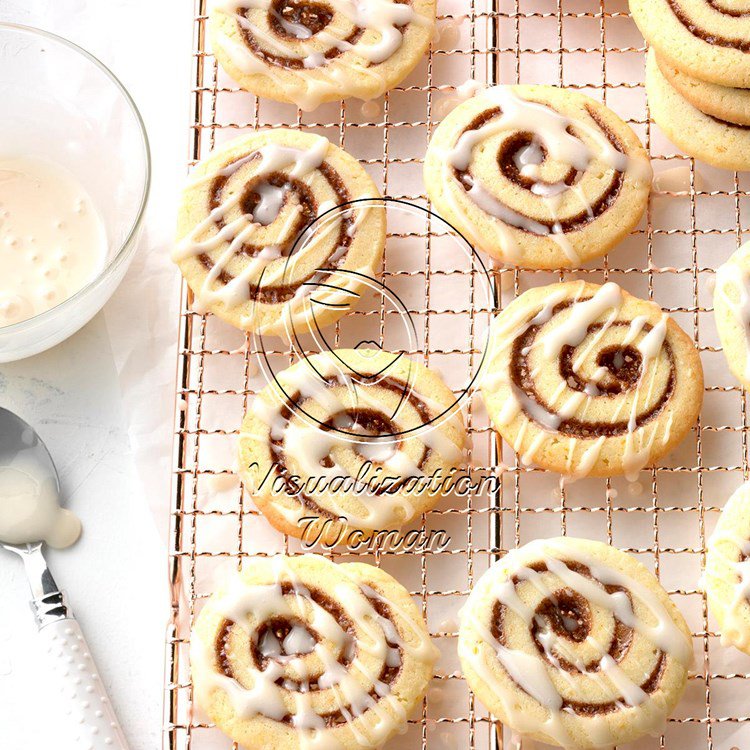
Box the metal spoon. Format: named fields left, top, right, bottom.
left=0, top=407, right=130, bottom=750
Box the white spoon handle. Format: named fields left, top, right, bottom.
left=39, top=618, right=130, bottom=750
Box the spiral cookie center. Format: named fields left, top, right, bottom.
left=240, top=174, right=294, bottom=228
left=269, top=0, right=334, bottom=39
left=327, top=408, right=400, bottom=463
left=498, top=132, right=577, bottom=195
left=256, top=618, right=318, bottom=662
left=236, top=0, right=366, bottom=70
left=595, top=346, right=643, bottom=390
left=534, top=589, right=591, bottom=645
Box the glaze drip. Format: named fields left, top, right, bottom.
left=492, top=564, right=667, bottom=716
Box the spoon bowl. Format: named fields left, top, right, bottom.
left=0, top=407, right=80, bottom=550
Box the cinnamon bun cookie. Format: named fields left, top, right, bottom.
left=458, top=537, right=693, bottom=750
left=423, top=85, right=652, bottom=269
left=209, top=0, right=436, bottom=110
left=192, top=554, right=438, bottom=749
left=238, top=348, right=467, bottom=545
left=714, top=242, right=750, bottom=389
left=630, top=0, right=750, bottom=89
left=705, top=482, right=750, bottom=655
left=646, top=50, right=750, bottom=171
left=174, top=129, right=385, bottom=336
left=480, top=281, right=704, bottom=479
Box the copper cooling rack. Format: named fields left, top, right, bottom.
left=165, top=0, right=750, bottom=748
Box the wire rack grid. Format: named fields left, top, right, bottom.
left=165, top=1, right=750, bottom=749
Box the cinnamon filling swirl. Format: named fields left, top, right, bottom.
left=215, top=583, right=403, bottom=727
left=268, top=374, right=433, bottom=519
left=510, top=302, right=676, bottom=438
left=233, top=0, right=416, bottom=70
left=240, top=2, right=364, bottom=69
left=492, top=561, right=668, bottom=716
left=666, top=0, right=750, bottom=51
left=454, top=104, right=626, bottom=236
left=270, top=0, right=334, bottom=39
left=198, top=158, right=353, bottom=305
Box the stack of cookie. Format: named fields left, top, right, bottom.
left=630, top=0, right=750, bottom=171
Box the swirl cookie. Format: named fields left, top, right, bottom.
left=480, top=281, right=704, bottom=479
left=458, top=537, right=693, bottom=750
left=174, top=129, right=386, bottom=336
left=192, top=554, right=438, bottom=749
left=646, top=50, right=750, bottom=171
left=210, top=0, right=436, bottom=110
left=705, top=482, right=750, bottom=655
left=238, top=348, right=467, bottom=545
left=630, top=0, right=750, bottom=89
left=423, top=85, right=652, bottom=269
left=657, top=56, right=750, bottom=126
left=714, top=242, right=750, bottom=389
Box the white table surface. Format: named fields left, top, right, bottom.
left=0, top=1, right=191, bottom=748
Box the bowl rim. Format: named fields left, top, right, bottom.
left=0, top=21, right=151, bottom=334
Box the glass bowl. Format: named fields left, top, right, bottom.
left=0, top=23, right=150, bottom=362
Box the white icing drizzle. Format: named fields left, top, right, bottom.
left=459, top=538, right=692, bottom=749
left=440, top=87, right=651, bottom=263
left=214, top=0, right=431, bottom=110
left=247, top=353, right=464, bottom=528
left=173, top=137, right=373, bottom=327
left=482, top=282, right=677, bottom=479
left=715, top=253, right=750, bottom=383
left=192, top=556, right=438, bottom=749
left=542, top=283, right=623, bottom=359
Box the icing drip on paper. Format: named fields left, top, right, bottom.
left=459, top=538, right=692, bottom=749
left=191, top=556, right=438, bottom=749
left=214, top=0, right=431, bottom=110
left=246, top=352, right=464, bottom=528
left=483, top=282, right=678, bottom=479
left=441, top=87, right=651, bottom=263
